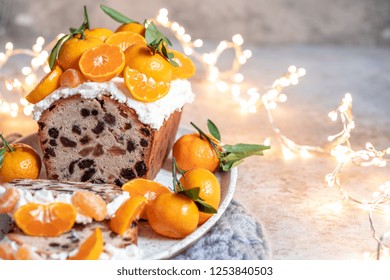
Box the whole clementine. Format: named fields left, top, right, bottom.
left=115, top=22, right=146, bottom=36
left=179, top=168, right=221, bottom=225
left=124, top=43, right=172, bottom=83
left=147, top=192, right=199, bottom=239
left=172, top=133, right=220, bottom=173
left=0, top=136, right=42, bottom=182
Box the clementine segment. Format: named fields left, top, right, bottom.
left=14, top=202, right=76, bottom=237
left=71, top=190, right=108, bottom=221
left=57, top=36, right=104, bottom=71
left=0, top=243, right=16, bottom=260
left=170, top=50, right=196, bottom=79
left=25, top=65, right=63, bottom=104
left=79, top=44, right=125, bottom=82
left=147, top=192, right=199, bottom=239
left=0, top=187, right=20, bottom=213
left=105, top=31, right=147, bottom=51
left=123, top=66, right=170, bottom=102
left=16, top=245, right=42, bottom=260
left=109, top=196, right=147, bottom=235
left=121, top=178, right=171, bottom=220
left=59, top=68, right=86, bottom=88
left=179, top=168, right=221, bottom=225
left=172, top=133, right=220, bottom=173
left=68, top=227, right=103, bottom=260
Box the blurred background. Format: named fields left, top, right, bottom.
left=1, top=0, right=390, bottom=46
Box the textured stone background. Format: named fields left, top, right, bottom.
left=1, top=0, right=390, bottom=46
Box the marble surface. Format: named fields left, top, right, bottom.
left=1, top=45, right=389, bottom=259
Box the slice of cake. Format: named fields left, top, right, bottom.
left=0, top=179, right=141, bottom=260
left=33, top=78, right=193, bottom=186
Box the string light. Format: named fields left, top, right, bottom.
left=1, top=8, right=388, bottom=258
left=0, top=36, right=57, bottom=117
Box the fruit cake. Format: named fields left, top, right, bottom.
left=37, top=93, right=183, bottom=186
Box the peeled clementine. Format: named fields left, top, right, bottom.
left=170, top=50, right=196, bottom=80
left=14, top=202, right=76, bottom=237
left=79, top=44, right=125, bottom=82
left=25, top=65, right=63, bottom=104
left=59, top=68, right=86, bottom=88
left=109, top=196, right=147, bottom=235
left=71, top=190, right=108, bottom=222
left=0, top=187, right=20, bottom=213
left=68, top=227, right=103, bottom=260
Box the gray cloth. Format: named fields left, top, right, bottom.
left=174, top=200, right=271, bottom=260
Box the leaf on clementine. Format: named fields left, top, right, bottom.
left=123, top=66, right=170, bottom=102
left=105, top=31, right=147, bottom=51
left=121, top=178, right=171, bottom=220
left=68, top=227, right=103, bottom=260
left=109, top=196, right=147, bottom=235
left=25, top=65, right=63, bottom=104
left=14, top=202, right=76, bottom=237
left=79, top=44, right=125, bottom=82
left=170, top=50, right=196, bottom=79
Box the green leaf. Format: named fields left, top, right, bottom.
left=207, top=119, right=221, bottom=141
left=0, top=148, right=5, bottom=169
left=83, top=5, right=90, bottom=30
left=49, top=34, right=71, bottom=70
left=100, top=4, right=137, bottom=24
left=196, top=200, right=218, bottom=214
left=178, top=187, right=201, bottom=201
left=223, top=143, right=270, bottom=154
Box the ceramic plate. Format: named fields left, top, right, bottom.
left=0, top=127, right=237, bottom=259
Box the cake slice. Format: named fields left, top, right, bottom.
left=0, top=179, right=142, bottom=260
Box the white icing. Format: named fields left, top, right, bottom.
left=0, top=186, right=6, bottom=195
left=33, top=78, right=194, bottom=130
left=106, top=191, right=130, bottom=217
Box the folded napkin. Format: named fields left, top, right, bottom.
left=174, top=200, right=271, bottom=260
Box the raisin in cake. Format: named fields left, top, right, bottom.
left=33, top=78, right=194, bottom=186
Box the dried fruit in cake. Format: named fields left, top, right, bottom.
left=170, top=49, right=196, bottom=80
left=68, top=227, right=103, bottom=260
left=105, top=31, right=147, bottom=51
left=71, top=190, right=108, bottom=221
left=121, top=178, right=171, bottom=220
left=14, top=202, right=76, bottom=237
left=0, top=135, right=42, bottom=182
left=173, top=132, right=220, bottom=173
left=79, top=44, right=125, bottom=82
left=123, top=66, right=171, bottom=102
left=0, top=186, right=20, bottom=213
left=147, top=192, right=199, bottom=239
left=59, top=68, right=87, bottom=88
left=109, top=196, right=147, bottom=235
left=25, top=65, right=63, bottom=104
left=57, top=36, right=104, bottom=71
left=179, top=168, right=221, bottom=225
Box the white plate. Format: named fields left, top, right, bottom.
left=0, top=127, right=237, bottom=259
